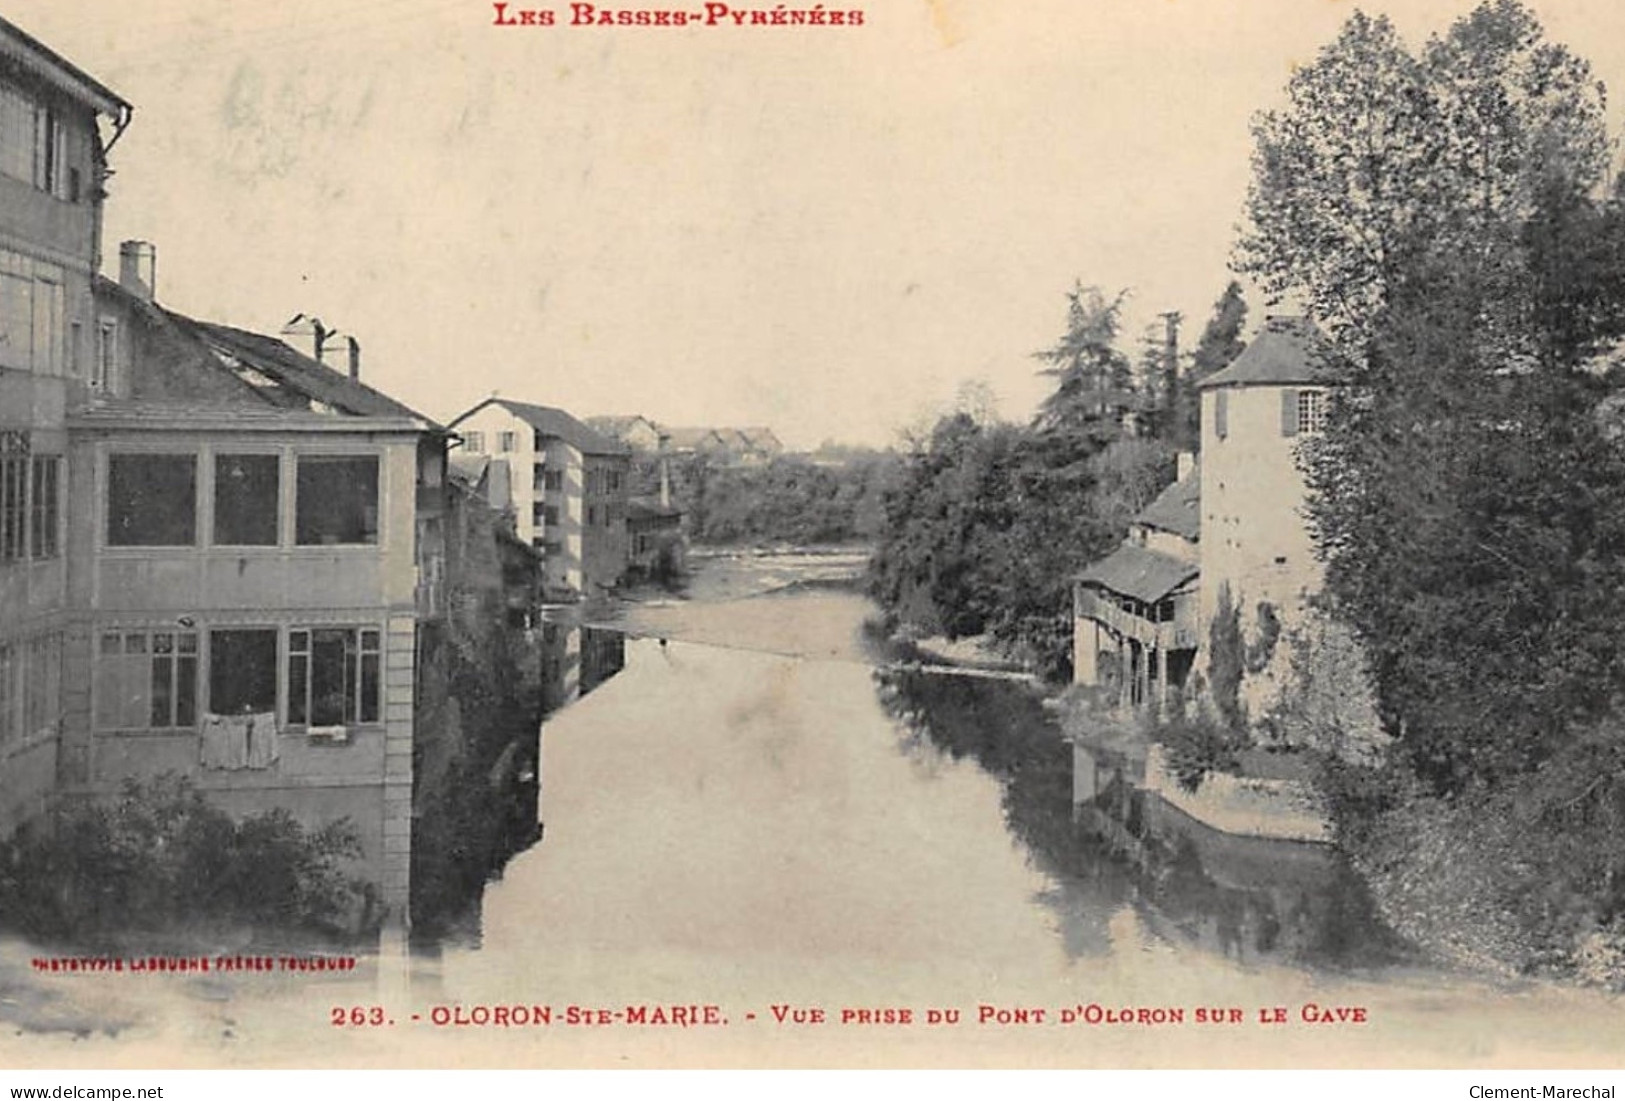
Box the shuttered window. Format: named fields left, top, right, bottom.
left=1281, top=388, right=1299, bottom=437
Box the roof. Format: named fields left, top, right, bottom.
left=0, top=15, right=130, bottom=118
left=168, top=312, right=443, bottom=430
left=1198, top=316, right=1337, bottom=389
left=452, top=398, right=630, bottom=456
left=1075, top=544, right=1198, bottom=604
left=68, top=402, right=425, bottom=435
left=737, top=427, right=784, bottom=450
left=663, top=427, right=727, bottom=450
left=585, top=414, right=658, bottom=438
left=1134, top=465, right=1200, bottom=541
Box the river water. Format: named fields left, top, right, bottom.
left=413, top=566, right=1623, bottom=1067
left=8, top=558, right=1625, bottom=1067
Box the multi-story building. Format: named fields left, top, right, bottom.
left=0, top=16, right=132, bottom=834
left=1072, top=316, right=1334, bottom=714
left=448, top=398, right=630, bottom=598
left=55, top=252, right=448, bottom=924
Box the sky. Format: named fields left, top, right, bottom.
left=9, top=0, right=1625, bottom=448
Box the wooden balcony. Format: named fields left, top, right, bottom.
left=1075, top=588, right=1199, bottom=651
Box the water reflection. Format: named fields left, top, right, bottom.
left=412, top=616, right=626, bottom=950
left=872, top=666, right=1414, bottom=973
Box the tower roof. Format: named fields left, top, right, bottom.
left=1198, top=316, right=1336, bottom=389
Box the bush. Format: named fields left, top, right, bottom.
left=1157, top=710, right=1250, bottom=792
left=0, top=774, right=368, bottom=948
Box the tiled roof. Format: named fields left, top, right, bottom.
left=1134, top=465, right=1200, bottom=541
left=1076, top=544, right=1198, bottom=604
left=68, top=401, right=423, bottom=433
left=663, top=427, right=726, bottom=449
left=1198, top=316, right=1337, bottom=389
left=454, top=398, right=630, bottom=456
left=585, top=414, right=655, bottom=438
left=169, top=312, right=443, bottom=429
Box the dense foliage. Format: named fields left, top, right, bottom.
left=868, top=285, right=1198, bottom=679
left=0, top=775, right=366, bottom=947
left=1246, top=0, right=1625, bottom=980
left=632, top=451, right=899, bottom=547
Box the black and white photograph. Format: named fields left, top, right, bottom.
left=2, top=0, right=1625, bottom=1077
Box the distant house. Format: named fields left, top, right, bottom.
left=1073, top=316, right=1336, bottom=714
left=662, top=424, right=784, bottom=464
left=662, top=426, right=730, bottom=458
left=736, top=427, right=785, bottom=461
left=626, top=497, right=685, bottom=579
left=448, top=398, right=631, bottom=598
left=1073, top=457, right=1200, bottom=708
left=585, top=414, right=664, bottom=453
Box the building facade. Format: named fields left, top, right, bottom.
left=1073, top=316, right=1333, bottom=717
left=0, top=17, right=131, bottom=834
left=1072, top=458, right=1201, bottom=708
left=448, top=398, right=631, bottom=598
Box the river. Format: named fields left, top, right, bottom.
left=6, top=555, right=1624, bottom=1067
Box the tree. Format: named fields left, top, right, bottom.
left=1235, top=11, right=1438, bottom=345
left=1174, top=282, right=1248, bottom=450
left=1256, top=2, right=1625, bottom=794
left=1032, top=283, right=1137, bottom=439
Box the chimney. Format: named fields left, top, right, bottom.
left=1176, top=451, right=1195, bottom=481
left=343, top=335, right=360, bottom=381
left=280, top=314, right=327, bottom=361
left=658, top=432, right=671, bottom=509
left=118, top=240, right=156, bottom=302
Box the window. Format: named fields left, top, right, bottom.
left=609, top=471, right=622, bottom=492
left=68, top=319, right=81, bottom=377
left=0, top=85, right=70, bottom=199
left=95, top=630, right=198, bottom=730
left=1, top=447, right=25, bottom=562
left=0, top=642, right=13, bottom=747
left=0, top=254, right=64, bottom=375
left=0, top=83, right=34, bottom=183
left=543, top=470, right=563, bottom=492
left=214, top=454, right=279, bottom=546
left=296, top=455, right=378, bottom=545
left=108, top=454, right=196, bottom=546
left=533, top=462, right=546, bottom=485
left=498, top=431, right=516, bottom=453
left=94, top=319, right=116, bottom=391
left=463, top=431, right=485, bottom=454
left=1214, top=390, right=1228, bottom=440
left=29, top=455, right=57, bottom=559
left=543, top=504, right=558, bottom=526
left=1297, top=389, right=1326, bottom=435
left=23, top=633, right=60, bottom=738
left=0, top=271, right=30, bottom=370
left=209, top=630, right=277, bottom=715
left=287, top=628, right=380, bottom=727
left=587, top=505, right=596, bottom=526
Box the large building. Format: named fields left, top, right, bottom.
left=1073, top=317, right=1335, bottom=714
left=0, top=16, right=476, bottom=930
left=0, top=15, right=133, bottom=834
left=448, top=398, right=631, bottom=598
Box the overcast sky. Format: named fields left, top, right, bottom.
left=10, top=1, right=1625, bottom=447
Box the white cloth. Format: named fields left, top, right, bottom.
left=200, top=714, right=249, bottom=770
left=245, top=711, right=280, bottom=769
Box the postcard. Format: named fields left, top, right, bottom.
left=3, top=0, right=1625, bottom=1073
